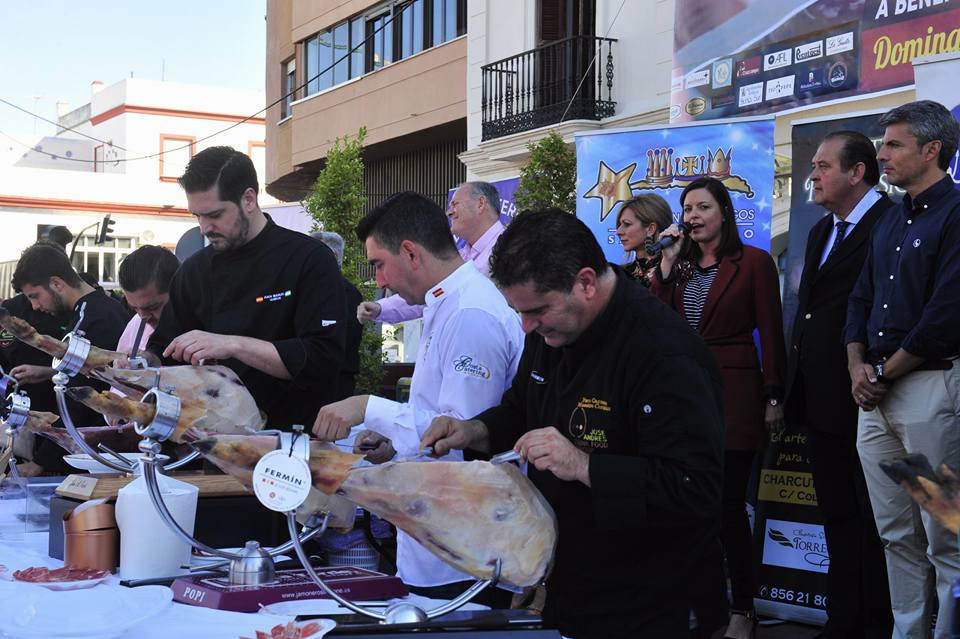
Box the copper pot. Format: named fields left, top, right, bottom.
left=63, top=500, right=118, bottom=572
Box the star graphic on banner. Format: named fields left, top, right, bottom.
left=584, top=161, right=636, bottom=221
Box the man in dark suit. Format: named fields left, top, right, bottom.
left=785, top=131, right=893, bottom=638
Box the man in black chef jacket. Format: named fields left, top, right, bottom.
left=422, top=209, right=725, bottom=639
left=11, top=242, right=130, bottom=474
left=146, top=146, right=345, bottom=428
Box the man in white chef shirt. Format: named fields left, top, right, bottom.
left=312, top=191, right=523, bottom=607
left=355, top=181, right=506, bottom=324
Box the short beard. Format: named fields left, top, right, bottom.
left=213, top=208, right=252, bottom=252
left=46, top=287, right=72, bottom=315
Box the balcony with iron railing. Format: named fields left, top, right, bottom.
left=481, top=35, right=616, bottom=141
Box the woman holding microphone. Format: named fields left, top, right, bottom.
left=651, top=177, right=786, bottom=639
left=615, top=193, right=673, bottom=287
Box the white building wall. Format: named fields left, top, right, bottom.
left=0, top=78, right=275, bottom=268
left=0, top=208, right=194, bottom=263
left=466, top=0, right=675, bottom=152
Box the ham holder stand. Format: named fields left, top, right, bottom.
left=45, top=328, right=504, bottom=626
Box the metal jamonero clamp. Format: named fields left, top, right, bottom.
left=279, top=424, right=310, bottom=462
left=135, top=388, right=181, bottom=442
left=4, top=391, right=31, bottom=431
left=126, top=356, right=150, bottom=370
left=51, top=332, right=92, bottom=377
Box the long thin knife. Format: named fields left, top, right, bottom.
left=129, top=317, right=148, bottom=359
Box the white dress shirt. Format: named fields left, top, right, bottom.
left=363, top=260, right=524, bottom=587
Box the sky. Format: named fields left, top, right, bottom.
left=0, top=0, right=267, bottom=136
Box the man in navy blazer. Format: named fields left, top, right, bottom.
left=784, top=131, right=893, bottom=638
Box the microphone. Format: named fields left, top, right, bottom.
left=645, top=222, right=693, bottom=256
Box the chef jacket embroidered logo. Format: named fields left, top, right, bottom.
left=452, top=355, right=490, bottom=379
left=256, top=290, right=292, bottom=303
left=913, top=238, right=921, bottom=248
left=569, top=396, right=611, bottom=449
left=0, top=329, right=13, bottom=348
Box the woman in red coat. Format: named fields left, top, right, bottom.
left=652, top=177, right=786, bottom=639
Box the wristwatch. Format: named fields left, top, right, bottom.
left=767, top=397, right=779, bottom=407
left=873, top=362, right=887, bottom=383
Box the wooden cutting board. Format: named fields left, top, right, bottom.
left=55, top=471, right=248, bottom=501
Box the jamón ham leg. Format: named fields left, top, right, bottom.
left=91, top=366, right=265, bottom=432
left=190, top=433, right=557, bottom=588
left=188, top=434, right=358, bottom=530
left=23, top=410, right=141, bottom=455
left=0, top=307, right=122, bottom=372
left=0, top=309, right=264, bottom=435
left=66, top=386, right=214, bottom=444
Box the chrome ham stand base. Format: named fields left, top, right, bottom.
left=285, top=512, right=503, bottom=624
left=137, top=437, right=326, bottom=586
left=48, top=332, right=505, bottom=618
left=135, top=386, right=505, bottom=622
left=0, top=372, right=31, bottom=481
left=48, top=331, right=323, bottom=585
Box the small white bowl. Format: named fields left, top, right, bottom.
left=62, top=453, right=142, bottom=474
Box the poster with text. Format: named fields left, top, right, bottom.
left=753, top=426, right=829, bottom=625
left=671, top=0, right=960, bottom=123
left=575, top=118, right=775, bottom=265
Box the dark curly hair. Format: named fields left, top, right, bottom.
left=490, top=208, right=608, bottom=293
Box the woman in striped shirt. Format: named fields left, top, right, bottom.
left=651, top=176, right=786, bottom=639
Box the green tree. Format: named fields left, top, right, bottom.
left=304, top=127, right=385, bottom=395
left=513, top=129, right=577, bottom=213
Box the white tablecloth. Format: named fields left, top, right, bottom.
left=0, top=496, right=485, bottom=639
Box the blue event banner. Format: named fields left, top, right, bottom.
left=575, top=118, right=776, bottom=264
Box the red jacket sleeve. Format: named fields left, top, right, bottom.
left=750, top=248, right=787, bottom=397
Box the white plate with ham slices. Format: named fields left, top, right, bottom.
left=12, top=566, right=111, bottom=590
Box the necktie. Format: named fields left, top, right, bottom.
left=826, top=220, right=850, bottom=260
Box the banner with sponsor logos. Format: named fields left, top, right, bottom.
left=574, top=118, right=775, bottom=263
left=671, top=0, right=960, bottom=123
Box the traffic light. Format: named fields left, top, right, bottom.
left=96, top=214, right=115, bottom=245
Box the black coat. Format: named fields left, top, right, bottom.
left=148, top=219, right=346, bottom=427
left=785, top=194, right=892, bottom=433
left=477, top=267, right=724, bottom=639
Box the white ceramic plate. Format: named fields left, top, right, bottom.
left=63, top=453, right=142, bottom=474
left=16, top=574, right=111, bottom=591
left=0, top=583, right=171, bottom=638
